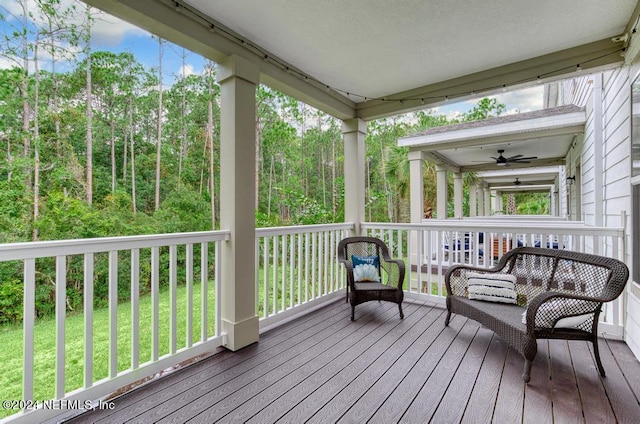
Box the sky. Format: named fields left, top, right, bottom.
left=0, top=0, right=544, bottom=117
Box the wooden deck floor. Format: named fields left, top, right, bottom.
left=66, top=299, right=640, bottom=423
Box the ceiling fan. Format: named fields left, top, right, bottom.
left=491, top=150, right=538, bottom=167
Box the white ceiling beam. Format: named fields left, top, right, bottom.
left=357, top=38, right=623, bottom=120
left=82, top=0, right=357, bottom=120
left=421, top=151, right=460, bottom=173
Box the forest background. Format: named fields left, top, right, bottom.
left=0, top=0, right=545, bottom=324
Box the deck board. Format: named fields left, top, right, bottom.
left=65, top=299, right=640, bottom=424
left=570, top=340, right=617, bottom=424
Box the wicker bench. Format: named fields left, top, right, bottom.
left=444, top=246, right=628, bottom=383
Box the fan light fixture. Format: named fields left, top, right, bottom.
left=490, top=150, right=537, bottom=167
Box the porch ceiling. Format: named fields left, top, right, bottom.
left=83, top=0, right=640, bottom=120
left=399, top=105, right=586, bottom=174
left=479, top=167, right=562, bottom=193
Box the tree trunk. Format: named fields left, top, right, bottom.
left=332, top=133, right=336, bottom=215
left=110, top=120, right=116, bottom=192
left=33, top=41, right=40, bottom=241
left=49, top=13, right=60, bottom=139
left=178, top=48, right=187, bottom=185
left=130, top=97, right=137, bottom=213
left=154, top=38, right=163, bottom=211
left=21, top=1, right=31, bottom=193
left=85, top=5, right=93, bottom=205
left=207, top=91, right=215, bottom=230
left=321, top=146, right=327, bottom=209
left=301, top=104, right=308, bottom=196
left=6, top=138, right=12, bottom=182
left=123, top=131, right=128, bottom=183
left=267, top=155, right=274, bottom=217
left=255, top=123, right=261, bottom=210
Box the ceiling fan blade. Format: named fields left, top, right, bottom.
left=489, top=156, right=499, bottom=161
left=510, top=156, right=538, bottom=161
left=506, top=154, right=523, bottom=160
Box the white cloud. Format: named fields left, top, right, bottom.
left=493, top=86, right=544, bottom=113
left=0, top=56, right=16, bottom=70
left=90, top=9, right=147, bottom=47
left=0, top=0, right=147, bottom=48
left=179, top=63, right=195, bottom=78
left=429, top=85, right=544, bottom=119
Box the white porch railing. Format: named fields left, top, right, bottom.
left=362, top=220, right=626, bottom=338
left=255, top=223, right=353, bottom=331
left=0, top=231, right=229, bottom=424
left=0, top=219, right=629, bottom=422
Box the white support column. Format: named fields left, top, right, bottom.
left=494, top=190, right=502, bottom=214
left=484, top=186, right=491, bottom=216
left=218, top=55, right=260, bottom=351
left=477, top=187, right=485, bottom=216
left=436, top=165, right=448, bottom=219
left=409, top=151, right=426, bottom=265
left=469, top=184, right=477, bottom=217
left=550, top=186, right=557, bottom=216
left=343, top=119, right=367, bottom=235
left=409, top=151, right=426, bottom=223
left=453, top=172, right=463, bottom=219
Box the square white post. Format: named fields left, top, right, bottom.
left=436, top=165, right=448, bottom=219
left=409, top=151, right=426, bottom=264
left=343, top=118, right=367, bottom=235
left=454, top=172, right=463, bottom=219
left=469, top=184, right=477, bottom=217
left=484, top=186, right=491, bottom=216
left=218, top=55, right=260, bottom=351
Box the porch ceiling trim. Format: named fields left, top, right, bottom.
left=356, top=39, right=623, bottom=120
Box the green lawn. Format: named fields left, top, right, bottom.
left=0, top=281, right=216, bottom=419
left=0, top=262, right=348, bottom=419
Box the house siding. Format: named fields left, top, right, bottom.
left=566, top=66, right=640, bottom=359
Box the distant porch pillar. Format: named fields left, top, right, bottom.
left=494, top=190, right=503, bottom=214
left=409, top=151, right=426, bottom=223
left=218, top=55, right=260, bottom=351
left=453, top=172, right=463, bottom=219
left=436, top=165, right=448, bottom=219
left=477, top=187, right=485, bottom=216
left=343, top=118, right=367, bottom=235
left=408, top=151, right=426, bottom=265
left=484, top=186, right=491, bottom=215
left=469, top=184, right=477, bottom=217
left=550, top=186, right=557, bottom=216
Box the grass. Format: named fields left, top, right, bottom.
left=0, top=281, right=216, bottom=419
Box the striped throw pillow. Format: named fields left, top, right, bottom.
left=467, top=272, right=517, bottom=304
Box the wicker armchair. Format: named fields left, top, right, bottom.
left=445, top=247, right=629, bottom=382
left=337, top=236, right=405, bottom=321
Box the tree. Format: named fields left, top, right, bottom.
left=154, top=37, right=164, bottom=211
left=84, top=4, right=93, bottom=205
left=462, top=97, right=506, bottom=121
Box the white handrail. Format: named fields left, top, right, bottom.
left=3, top=230, right=229, bottom=424
left=0, top=230, right=231, bottom=261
